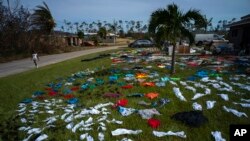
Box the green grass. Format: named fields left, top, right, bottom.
left=0, top=48, right=249, bottom=141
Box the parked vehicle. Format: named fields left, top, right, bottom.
left=128, top=39, right=154, bottom=48
left=195, top=34, right=225, bottom=46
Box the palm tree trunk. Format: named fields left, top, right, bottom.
left=171, top=44, right=176, bottom=74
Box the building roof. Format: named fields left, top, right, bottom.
left=241, top=14, right=250, bottom=20
left=84, top=33, right=98, bottom=36
left=54, top=31, right=77, bottom=37
left=227, top=14, right=250, bottom=27
left=84, top=32, right=119, bottom=37
left=107, top=33, right=118, bottom=36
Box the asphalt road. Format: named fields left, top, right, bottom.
left=0, top=46, right=125, bottom=78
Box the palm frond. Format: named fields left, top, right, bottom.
left=31, top=1, right=55, bottom=34
left=180, top=27, right=194, bottom=44
left=148, top=9, right=169, bottom=34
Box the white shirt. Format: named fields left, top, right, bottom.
left=32, top=53, right=38, bottom=60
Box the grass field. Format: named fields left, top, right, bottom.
left=0, top=48, right=249, bottom=141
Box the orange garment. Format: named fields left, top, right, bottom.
left=142, top=82, right=155, bottom=87
left=136, top=73, right=148, bottom=79
left=145, top=92, right=159, bottom=99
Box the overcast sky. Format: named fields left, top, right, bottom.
left=7, top=0, right=250, bottom=29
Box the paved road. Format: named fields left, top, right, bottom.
left=0, top=46, right=125, bottom=78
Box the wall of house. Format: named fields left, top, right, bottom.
left=64, top=37, right=83, bottom=46
left=229, top=23, right=250, bottom=54
left=102, top=36, right=115, bottom=43
left=229, top=26, right=243, bottom=51
left=243, top=24, right=250, bottom=54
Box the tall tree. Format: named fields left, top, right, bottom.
left=97, top=20, right=102, bottom=28
left=222, top=20, right=228, bottom=31
left=149, top=3, right=205, bottom=74
left=203, top=15, right=213, bottom=32
left=31, top=1, right=56, bottom=34
left=141, top=24, right=148, bottom=32
left=74, top=22, right=79, bottom=32
left=61, top=26, right=64, bottom=32
left=109, top=20, right=118, bottom=44
left=135, top=21, right=141, bottom=32
left=81, top=21, right=88, bottom=32
left=125, top=21, right=129, bottom=33
left=88, top=23, right=93, bottom=32
left=98, top=27, right=107, bottom=39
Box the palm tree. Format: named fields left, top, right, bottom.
left=31, top=2, right=56, bottom=34
left=97, top=20, right=102, bottom=28
left=66, top=22, right=71, bottom=33
left=81, top=21, right=88, bottom=32
left=203, top=15, right=213, bottom=32
left=74, top=22, right=79, bottom=32
left=89, top=23, right=93, bottom=32
left=109, top=20, right=118, bottom=44
left=61, top=26, right=64, bottom=32
left=149, top=3, right=205, bottom=74
left=135, top=21, right=142, bottom=32
left=142, top=24, right=148, bottom=32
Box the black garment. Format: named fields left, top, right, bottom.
left=171, top=111, right=208, bottom=127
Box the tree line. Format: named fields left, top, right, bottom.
left=0, top=0, right=151, bottom=59
left=61, top=20, right=148, bottom=35
left=0, top=0, right=236, bottom=65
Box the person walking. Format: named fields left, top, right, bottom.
left=32, top=50, right=39, bottom=68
